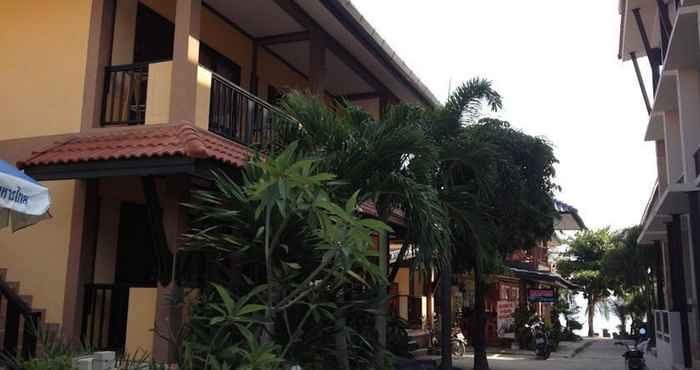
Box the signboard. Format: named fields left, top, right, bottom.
left=496, top=301, right=516, bottom=339
left=527, top=288, right=557, bottom=303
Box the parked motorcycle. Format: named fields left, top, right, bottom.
left=451, top=329, right=468, bottom=357
left=531, top=322, right=551, bottom=359
left=617, top=328, right=649, bottom=370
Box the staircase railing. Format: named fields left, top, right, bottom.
left=0, top=278, right=41, bottom=360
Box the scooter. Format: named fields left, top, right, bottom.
left=618, top=328, right=649, bottom=370
left=532, top=322, right=551, bottom=359
left=451, top=329, right=468, bottom=357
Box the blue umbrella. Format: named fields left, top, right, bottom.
left=0, top=160, right=51, bottom=232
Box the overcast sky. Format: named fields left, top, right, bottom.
left=352, top=0, right=656, bottom=231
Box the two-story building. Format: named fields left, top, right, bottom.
left=0, top=0, right=438, bottom=362
left=619, top=0, right=700, bottom=369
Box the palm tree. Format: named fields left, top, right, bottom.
left=424, top=79, right=503, bottom=370
left=274, top=93, right=451, bottom=368
left=420, top=78, right=557, bottom=370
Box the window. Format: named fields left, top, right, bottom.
left=199, top=43, right=241, bottom=85
left=133, top=3, right=174, bottom=63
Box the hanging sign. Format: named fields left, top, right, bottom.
left=527, top=288, right=557, bottom=303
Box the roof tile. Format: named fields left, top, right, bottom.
left=18, top=123, right=253, bottom=168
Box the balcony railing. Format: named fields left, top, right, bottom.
left=101, top=63, right=149, bottom=126
left=209, top=73, right=291, bottom=149
left=99, top=62, right=295, bottom=150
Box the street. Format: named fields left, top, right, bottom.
left=451, top=339, right=657, bottom=370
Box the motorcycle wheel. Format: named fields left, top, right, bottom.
left=451, top=342, right=465, bottom=357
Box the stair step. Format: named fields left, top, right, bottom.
left=0, top=267, right=58, bottom=359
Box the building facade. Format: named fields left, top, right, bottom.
left=0, top=0, right=437, bottom=361
left=619, top=0, right=700, bottom=369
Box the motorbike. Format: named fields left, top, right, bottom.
left=428, top=320, right=468, bottom=357
left=531, top=322, right=551, bottom=359
left=451, top=329, right=468, bottom=357
left=617, top=328, right=649, bottom=370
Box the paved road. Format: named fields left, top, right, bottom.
left=452, top=339, right=646, bottom=370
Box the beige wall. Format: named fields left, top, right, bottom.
left=0, top=181, right=75, bottom=324
left=145, top=61, right=174, bottom=124
left=0, top=0, right=93, bottom=325
left=0, top=0, right=91, bottom=139
left=125, top=288, right=158, bottom=355
left=395, top=267, right=409, bottom=320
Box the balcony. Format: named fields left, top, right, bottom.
left=100, top=61, right=291, bottom=150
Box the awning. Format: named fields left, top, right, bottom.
left=18, top=123, right=253, bottom=181
left=508, top=266, right=579, bottom=290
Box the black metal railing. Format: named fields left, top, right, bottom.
left=0, top=279, right=41, bottom=360
left=209, top=73, right=292, bottom=149
left=81, top=284, right=130, bottom=352
left=101, top=63, right=149, bottom=126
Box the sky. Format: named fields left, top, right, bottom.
left=351, top=0, right=657, bottom=231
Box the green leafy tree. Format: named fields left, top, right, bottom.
left=418, top=78, right=558, bottom=370
left=603, top=226, right=657, bottom=336
left=274, top=92, right=451, bottom=367
left=184, top=145, right=391, bottom=369
left=557, top=228, right=617, bottom=337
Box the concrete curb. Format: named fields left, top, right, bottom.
left=568, top=340, right=595, bottom=358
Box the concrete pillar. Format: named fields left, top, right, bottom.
left=309, top=28, right=326, bottom=96
left=654, top=240, right=666, bottom=310
left=153, top=177, right=189, bottom=363
left=666, top=215, right=693, bottom=368
left=169, top=0, right=201, bottom=124
left=152, top=177, right=189, bottom=363
left=111, top=0, right=137, bottom=65
left=688, top=192, right=700, bottom=344
left=79, top=0, right=116, bottom=130
left=664, top=111, right=683, bottom=184
left=676, top=69, right=700, bottom=181
left=61, top=180, right=99, bottom=343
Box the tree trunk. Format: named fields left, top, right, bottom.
left=439, top=261, right=452, bottom=370
left=473, top=245, right=490, bottom=370
left=335, top=308, right=350, bottom=370
left=263, top=207, right=276, bottom=344
left=587, top=297, right=595, bottom=338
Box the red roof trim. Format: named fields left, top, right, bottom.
left=18, top=123, right=254, bottom=169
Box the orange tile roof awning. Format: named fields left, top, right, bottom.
left=18, top=123, right=255, bottom=180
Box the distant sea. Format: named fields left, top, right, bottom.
left=572, top=292, right=622, bottom=337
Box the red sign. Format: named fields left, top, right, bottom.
left=527, top=288, right=557, bottom=303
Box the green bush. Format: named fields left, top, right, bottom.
left=386, top=312, right=411, bottom=358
